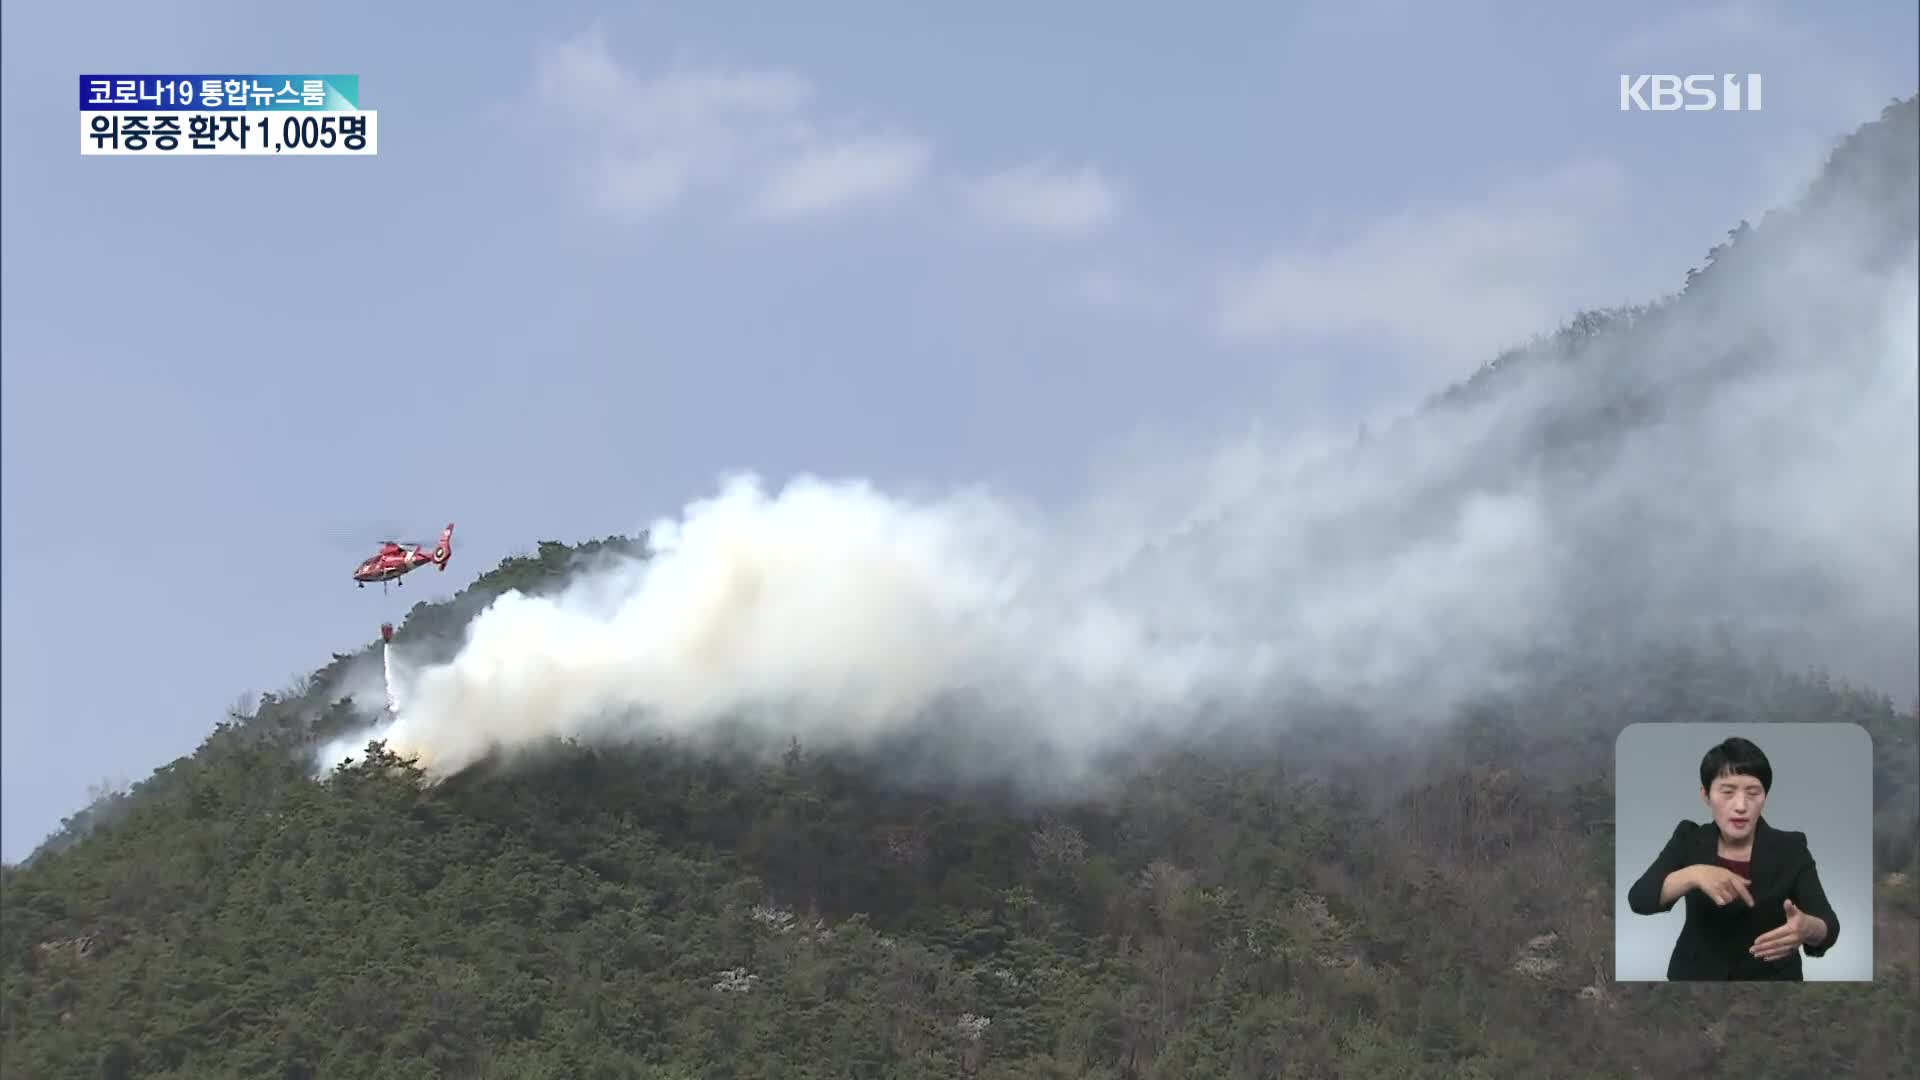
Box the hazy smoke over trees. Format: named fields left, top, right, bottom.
left=318, top=101, right=1918, bottom=791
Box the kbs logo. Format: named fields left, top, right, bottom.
left=1619, top=74, right=1763, bottom=111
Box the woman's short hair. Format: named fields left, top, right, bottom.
left=1699, top=736, right=1772, bottom=792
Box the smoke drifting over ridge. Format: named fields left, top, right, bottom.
left=318, top=105, right=1918, bottom=788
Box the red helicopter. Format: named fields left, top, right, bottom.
left=354, top=523, right=454, bottom=589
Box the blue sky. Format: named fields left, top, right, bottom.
left=3, top=1, right=1914, bottom=861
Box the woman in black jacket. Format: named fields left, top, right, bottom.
left=1627, top=736, right=1841, bottom=980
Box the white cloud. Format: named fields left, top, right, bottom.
left=532, top=26, right=929, bottom=221
left=530, top=30, right=1141, bottom=235
left=750, top=135, right=933, bottom=220
left=1211, top=158, right=1633, bottom=368
left=966, top=161, right=1121, bottom=234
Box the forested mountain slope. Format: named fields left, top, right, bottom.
left=3, top=97, right=1915, bottom=1079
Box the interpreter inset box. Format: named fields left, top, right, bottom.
left=1615, top=722, right=1872, bottom=981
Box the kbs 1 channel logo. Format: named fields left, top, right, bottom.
left=79, top=74, right=378, bottom=155
left=1619, top=73, right=1763, bottom=112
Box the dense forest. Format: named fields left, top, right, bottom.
left=3, top=97, right=1915, bottom=1078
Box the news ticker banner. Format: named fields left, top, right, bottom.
left=80, top=75, right=378, bottom=155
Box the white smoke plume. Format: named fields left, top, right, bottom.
left=316, top=104, right=1917, bottom=790
left=318, top=469, right=1295, bottom=782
